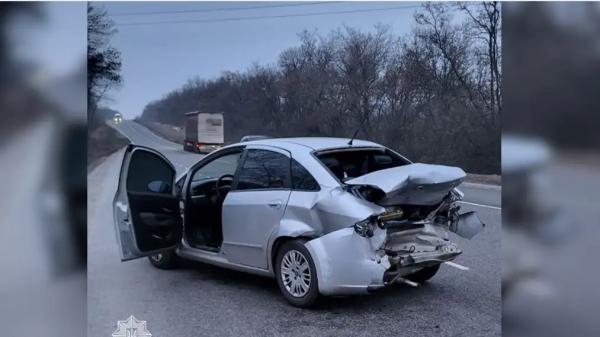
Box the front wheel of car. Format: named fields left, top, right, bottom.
left=148, top=250, right=179, bottom=269
left=275, top=240, right=320, bottom=308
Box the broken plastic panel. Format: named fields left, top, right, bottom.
left=449, top=211, right=485, bottom=239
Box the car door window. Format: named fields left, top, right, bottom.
left=175, top=174, right=187, bottom=199
left=236, top=149, right=290, bottom=190
left=291, top=159, right=320, bottom=191
left=126, top=150, right=174, bottom=194
left=192, top=152, right=242, bottom=181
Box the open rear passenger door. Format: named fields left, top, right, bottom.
left=113, top=145, right=183, bottom=261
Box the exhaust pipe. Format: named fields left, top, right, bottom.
left=385, top=273, right=420, bottom=287
left=395, top=277, right=419, bottom=287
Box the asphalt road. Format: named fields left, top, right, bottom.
left=109, top=120, right=203, bottom=175
left=88, top=120, right=501, bottom=337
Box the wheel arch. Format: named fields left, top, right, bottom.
left=270, top=236, right=305, bottom=271
left=267, top=216, right=320, bottom=273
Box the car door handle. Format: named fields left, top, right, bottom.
left=267, top=200, right=282, bottom=209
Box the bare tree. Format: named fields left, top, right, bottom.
left=457, top=1, right=501, bottom=114
left=414, top=3, right=480, bottom=111
left=88, top=4, right=122, bottom=125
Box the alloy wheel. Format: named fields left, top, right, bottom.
left=280, top=249, right=311, bottom=297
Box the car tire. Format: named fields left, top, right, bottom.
left=148, top=250, right=179, bottom=269
left=404, top=264, right=440, bottom=284
left=275, top=240, right=320, bottom=308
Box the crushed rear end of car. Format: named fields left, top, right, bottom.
left=304, top=163, right=485, bottom=295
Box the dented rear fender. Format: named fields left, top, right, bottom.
left=305, top=227, right=389, bottom=295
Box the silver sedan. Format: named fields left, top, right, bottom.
left=113, top=137, right=484, bottom=307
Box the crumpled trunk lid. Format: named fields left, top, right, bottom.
left=344, top=163, right=466, bottom=206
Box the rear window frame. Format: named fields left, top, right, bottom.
left=312, top=146, right=412, bottom=184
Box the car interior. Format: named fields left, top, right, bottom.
left=316, top=148, right=410, bottom=181
left=126, top=149, right=182, bottom=252
left=184, top=150, right=243, bottom=250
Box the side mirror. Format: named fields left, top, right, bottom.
left=147, top=180, right=171, bottom=194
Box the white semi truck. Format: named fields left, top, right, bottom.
left=183, top=111, right=224, bottom=153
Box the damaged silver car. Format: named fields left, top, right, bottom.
left=113, top=138, right=484, bottom=307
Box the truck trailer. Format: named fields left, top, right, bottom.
left=183, top=111, right=224, bottom=153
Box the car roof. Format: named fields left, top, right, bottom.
left=231, top=137, right=383, bottom=153
left=216, top=137, right=389, bottom=188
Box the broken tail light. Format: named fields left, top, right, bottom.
left=354, top=217, right=375, bottom=237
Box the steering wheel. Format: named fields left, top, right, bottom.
left=215, top=174, right=235, bottom=201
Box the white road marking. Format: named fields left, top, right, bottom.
left=444, top=261, right=470, bottom=271
left=458, top=201, right=501, bottom=210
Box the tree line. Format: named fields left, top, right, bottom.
left=140, top=3, right=501, bottom=173
left=88, top=4, right=122, bottom=127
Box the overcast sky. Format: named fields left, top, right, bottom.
left=98, top=2, right=422, bottom=118
left=10, top=3, right=86, bottom=80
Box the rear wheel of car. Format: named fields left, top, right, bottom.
left=275, top=240, right=320, bottom=308
left=148, top=250, right=179, bottom=269
left=405, top=264, right=440, bottom=284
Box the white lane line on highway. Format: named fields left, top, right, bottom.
left=461, top=182, right=501, bottom=191
left=458, top=201, right=501, bottom=210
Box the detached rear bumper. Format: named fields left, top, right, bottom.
left=388, top=247, right=461, bottom=268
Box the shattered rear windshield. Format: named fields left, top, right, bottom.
left=315, top=148, right=410, bottom=181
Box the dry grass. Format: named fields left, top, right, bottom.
left=88, top=124, right=129, bottom=171
left=135, top=119, right=184, bottom=144
left=465, top=173, right=501, bottom=185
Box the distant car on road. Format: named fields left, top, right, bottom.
left=183, top=111, right=224, bottom=153
left=113, top=113, right=123, bottom=124
left=113, top=137, right=484, bottom=307
left=240, top=135, right=269, bottom=142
